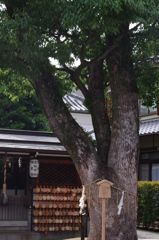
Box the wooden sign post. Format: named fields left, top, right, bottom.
left=97, top=180, right=113, bottom=240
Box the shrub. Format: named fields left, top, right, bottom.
left=137, top=181, right=159, bottom=228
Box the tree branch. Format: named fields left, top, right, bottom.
left=88, top=59, right=111, bottom=164
left=90, top=22, right=144, bottom=63
left=57, top=64, right=89, bottom=98
left=80, top=34, right=98, bottom=64
left=92, top=28, right=132, bottom=62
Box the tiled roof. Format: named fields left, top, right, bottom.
left=0, top=117, right=158, bottom=157
left=139, top=118, right=159, bottom=136
left=63, top=93, right=88, bottom=113
left=0, top=129, right=66, bottom=156
left=88, top=118, right=159, bottom=139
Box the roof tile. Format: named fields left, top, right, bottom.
left=139, top=118, right=159, bottom=135
left=63, top=94, right=88, bottom=113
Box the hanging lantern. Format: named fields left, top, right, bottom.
left=29, top=159, right=39, bottom=178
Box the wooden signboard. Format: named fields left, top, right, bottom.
left=97, top=179, right=113, bottom=199
left=97, top=180, right=113, bottom=240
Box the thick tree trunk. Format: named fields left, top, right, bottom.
left=32, top=24, right=139, bottom=239
left=32, top=65, right=109, bottom=239
left=32, top=64, right=103, bottom=186
left=104, top=27, right=138, bottom=239
left=81, top=27, right=139, bottom=240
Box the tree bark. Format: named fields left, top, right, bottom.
left=104, top=26, right=139, bottom=239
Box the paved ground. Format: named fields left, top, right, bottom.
left=137, top=229, right=159, bottom=239
left=63, top=229, right=159, bottom=240
left=0, top=229, right=158, bottom=240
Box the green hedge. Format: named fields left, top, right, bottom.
left=137, top=181, right=159, bottom=228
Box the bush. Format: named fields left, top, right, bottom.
left=137, top=181, right=159, bottom=228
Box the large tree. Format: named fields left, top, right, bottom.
left=0, top=1, right=159, bottom=239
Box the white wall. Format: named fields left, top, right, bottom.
left=71, top=113, right=93, bottom=132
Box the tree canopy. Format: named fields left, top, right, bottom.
left=0, top=1, right=159, bottom=108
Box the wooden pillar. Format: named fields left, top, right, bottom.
left=97, top=180, right=113, bottom=240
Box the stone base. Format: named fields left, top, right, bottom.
left=0, top=221, right=28, bottom=227
left=0, top=231, right=40, bottom=240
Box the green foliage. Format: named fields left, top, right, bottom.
left=0, top=68, right=34, bottom=100
left=0, top=92, right=50, bottom=131
left=0, top=0, right=159, bottom=112
left=137, top=69, right=159, bottom=108
left=133, top=24, right=159, bottom=108
left=137, top=181, right=159, bottom=228
left=54, top=70, right=77, bottom=96
left=0, top=68, right=50, bottom=131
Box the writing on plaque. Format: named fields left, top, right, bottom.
left=29, top=159, right=39, bottom=178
